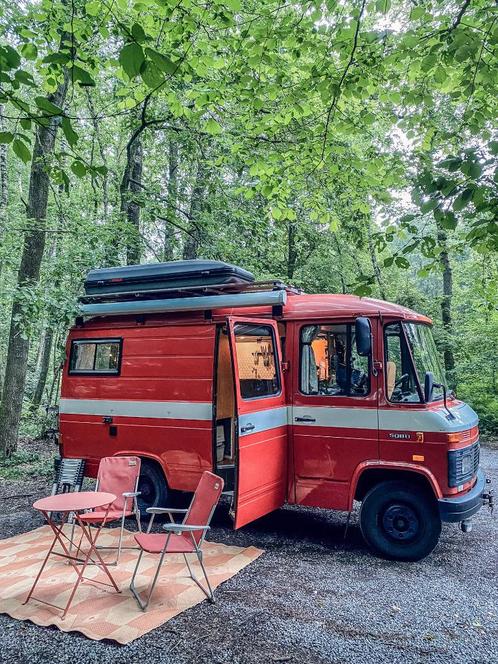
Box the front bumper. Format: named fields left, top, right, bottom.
left=438, top=469, right=488, bottom=523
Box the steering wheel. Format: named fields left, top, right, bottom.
left=393, top=373, right=409, bottom=389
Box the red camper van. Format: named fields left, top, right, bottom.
left=58, top=260, right=493, bottom=561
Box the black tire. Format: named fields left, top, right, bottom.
left=359, top=480, right=441, bottom=562
left=137, top=460, right=169, bottom=516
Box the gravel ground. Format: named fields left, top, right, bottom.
left=0, top=446, right=497, bottom=664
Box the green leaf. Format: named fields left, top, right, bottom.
left=145, top=48, right=176, bottom=74
left=489, top=141, right=498, bottom=155
left=453, top=188, right=473, bottom=212
left=71, top=160, right=87, bottom=178
left=71, top=65, right=95, bottom=87
left=205, top=118, right=222, bottom=135
left=438, top=211, right=458, bottom=230
left=21, top=43, right=38, bottom=61
left=34, top=96, right=63, bottom=116
left=0, top=45, right=21, bottom=70
left=119, top=42, right=144, bottom=78
left=140, top=60, right=163, bottom=88
left=410, top=6, right=424, bottom=20
left=131, top=23, right=147, bottom=44
left=20, top=118, right=31, bottom=130
left=420, top=198, right=438, bottom=213
left=14, top=69, right=35, bottom=87
left=85, top=1, right=100, bottom=16
left=226, top=0, right=241, bottom=9
left=43, top=53, right=70, bottom=65
left=12, top=138, right=31, bottom=163
left=376, top=0, right=390, bottom=12
left=395, top=256, right=410, bottom=269
left=383, top=256, right=394, bottom=267
left=469, top=161, right=482, bottom=180
left=0, top=131, right=13, bottom=144
left=61, top=117, right=78, bottom=147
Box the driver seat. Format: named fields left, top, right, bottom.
left=386, top=361, right=396, bottom=399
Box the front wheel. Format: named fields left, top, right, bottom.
left=360, top=480, right=441, bottom=562
left=137, top=460, right=169, bottom=516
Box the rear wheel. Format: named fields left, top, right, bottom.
left=359, top=480, right=441, bottom=562
left=137, top=460, right=168, bottom=516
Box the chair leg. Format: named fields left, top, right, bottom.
left=130, top=546, right=168, bottom=611
left=183, top=550, right=215, bottom=603
left=134, top=498, right=142, bottom=533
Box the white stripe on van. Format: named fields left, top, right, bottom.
left=239, top=406, right=288, bottom=437
left=292, top=403, right=478, bottom=433
left=59, top=398, right=212, bottom=421
left=59, top=399, right=478, bottom=434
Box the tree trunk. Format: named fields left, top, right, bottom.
left=0, top=104, right=7, bottom=394
left=0, top=75, right=69, bottom=457
left=121, top=135, right=143, bottom=265
left=367, top=218, right=386, bottom=299
left=0, top=104, right=7, bottom=224
left=163, top=137, right=178, bottom=261
left=31, top=327, right=54, bottom=410
left=287, top=220, right=297, bottom=280
left=86, top=92, right=110, bottom=220
left=183, top=160, right=206, bottom=260
left=333, top=234, right=347, bottom=294
left=437, top=225, right=456, bottom=386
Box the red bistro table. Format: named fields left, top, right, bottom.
left=24, top=491, right=120, bottom=619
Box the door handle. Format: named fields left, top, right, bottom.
left=241, top=423, right=255, bottom=433
left=295, top=416, right=316, bottom=422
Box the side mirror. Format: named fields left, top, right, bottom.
left=355, top=317, right=372, bottom=357
left=424, top=371, right=434, bottom=403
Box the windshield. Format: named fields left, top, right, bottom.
left=403, top=323, right=446, bottom=401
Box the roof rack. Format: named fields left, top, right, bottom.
left=79, top=279, right=302, bottom=305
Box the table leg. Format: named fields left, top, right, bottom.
left=23, top=511, right=81, bottom=607
left=73, top=510, right=121, bottom=592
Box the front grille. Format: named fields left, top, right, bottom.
left=448, top=440, right=480, bottom=488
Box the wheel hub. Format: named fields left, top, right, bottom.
left=382, top=504, right=419, bottom=541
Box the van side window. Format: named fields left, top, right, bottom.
left=300, top=324, right=369, bottom=396
left=233, top=324, right=280, bottom=399
left=69, top=339, right=121, bottom=375
left=384, top=323, right=421, bottom=402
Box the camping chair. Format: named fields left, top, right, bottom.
left=130, top=471, right=224, bottom=611
left=52, top=458, right=86, bottom=496
left=49, top=458, right=86, bottom=521
left=71, top=456, right=142, bottom=565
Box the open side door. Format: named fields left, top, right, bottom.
left=228, top=317, right=288, bottom=528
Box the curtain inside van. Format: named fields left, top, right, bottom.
left=301, top=325, right=319, bottom=394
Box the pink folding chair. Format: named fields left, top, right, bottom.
left=130, top=471, right=224, bottom=611
left=71, top=456, right=142, bottom=565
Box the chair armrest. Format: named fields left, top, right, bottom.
left=122, top=491, right=141, bottom=498
left=146, top=507, right=188, bottom=515
left=162, top=523, right=209, bottom=533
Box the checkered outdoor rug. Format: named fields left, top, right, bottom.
left=0, top=525, right=263, bottom=643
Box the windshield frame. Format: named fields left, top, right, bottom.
left=402, top=322, right=446, bottom=403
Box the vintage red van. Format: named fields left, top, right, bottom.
left=58, top=260, right=492, bottom=561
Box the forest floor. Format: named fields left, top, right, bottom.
left=0, top=441, right=497, bottom=664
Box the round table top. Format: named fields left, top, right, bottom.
left=33, top=491, right=116, bottom=513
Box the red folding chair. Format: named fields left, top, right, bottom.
left=130, top=471, right=224, bottom=611
left=71, top=456, right=142, bottom=565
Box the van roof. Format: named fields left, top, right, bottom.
left=75, top=290, right=432, bottom=328
left=278, top=292, right=431, bottom=323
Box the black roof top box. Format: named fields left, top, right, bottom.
left=84, top=260, right=255, bottom=296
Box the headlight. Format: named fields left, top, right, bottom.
left=460, top=454, right=473, bottom=476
